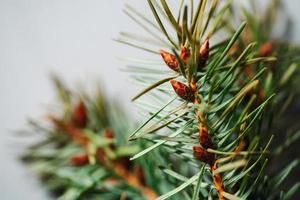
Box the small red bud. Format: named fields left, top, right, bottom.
left=200, top=39, right=209, bottom=58
left=72, top=101, right=88, bottom=128
left=96, top=148, right=106, bottom=163
left=104, top=128, right=115, bottom=149
left=170, top=80, right=195, bottom=102
left=70, top=153, right=89, bottom=166
left=193, top=146, right=214, bottom=165
left=104, top=128, right=114, bottom=139
left=198, top=39, right=209, bottom=69
left=259, top=41, right=273, bottom=57
left=160, top=49, right=179, bottom=72
left=199, top=124, right=213, bottom=149
left=180, top=47, right=190, bottom=64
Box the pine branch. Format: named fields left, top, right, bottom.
left=21, top=76, right=177, bottom=200
left=121, top=1, right=300, bottom=199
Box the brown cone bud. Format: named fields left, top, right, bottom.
left=170, top=80, right=195, bottom=102
left=193, top=146, right=214, bottom=165
left=70, top=153, right=89, bottom=166
left=199, top=124, right=213, bottom=149
left=180, top=47, right=190, bottom=64
left=198, top=39, right=209, bottom=69
left=104, top=128, right=115, bottom=149
left=104, top=128, right=114, bottom=139
left=160, top=49, right=179, bottom=72
left=259, top=41, right=273, bottom=57
left=96, top=148, right=106, bottom=163
left=72, top=100, right=88, bottom=128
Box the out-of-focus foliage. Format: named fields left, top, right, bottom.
left=22, top=76, right=175, bottom=200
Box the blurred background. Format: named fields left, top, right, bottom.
left=0, top=0, right=299, bottom=199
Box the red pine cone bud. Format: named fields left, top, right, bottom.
left=104, top=128, right=114, bottom=139
left=72, top=100, right=88, bottom=128
left=193, top=146, right=214, bottom=165
left=160, top=49, right=179, bottom=72
left=104, top=128, right=115, bottom=149
left=198, top=39, right=209, bottom=69
left=199, top=124, right=213, bottom=149
left=70, top=153, right=89, bottom=166
left=96, top=148, right=106, bottom=163
left=170, top=80, right=195, bottom=102
left=259, top=41, right=273, bottom=57
left=180, top=47, right=190, bottom=64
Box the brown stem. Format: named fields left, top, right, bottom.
left=211, top=163, right=225, bottom=200
left=191, top=80, right=225, bottom=200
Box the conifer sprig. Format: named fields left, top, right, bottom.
left=22, top=76, right=176, bottom=200
left=120, top=0, right=299, bottom=199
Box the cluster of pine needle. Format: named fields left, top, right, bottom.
left=22, top=0, right=300, bottom=200
left=22, top=76, right=174, bottom=200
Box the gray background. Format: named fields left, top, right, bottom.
left=0, top=0, right=299, bottom=199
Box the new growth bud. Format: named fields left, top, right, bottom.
left=70, top=153, right=89, bottom=166
left=193, top=146, right=214, bottom=165
left=180, top=47, right=190, bottom=64
left=259, top=41, right=273, bottom=57
left=170, top=80, right=195, bottom=102
left=160, top=49, right=179, bottom=72
left=72, top=100, right=88, bottom=128
left=198, top=39, right=209, bottom=69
